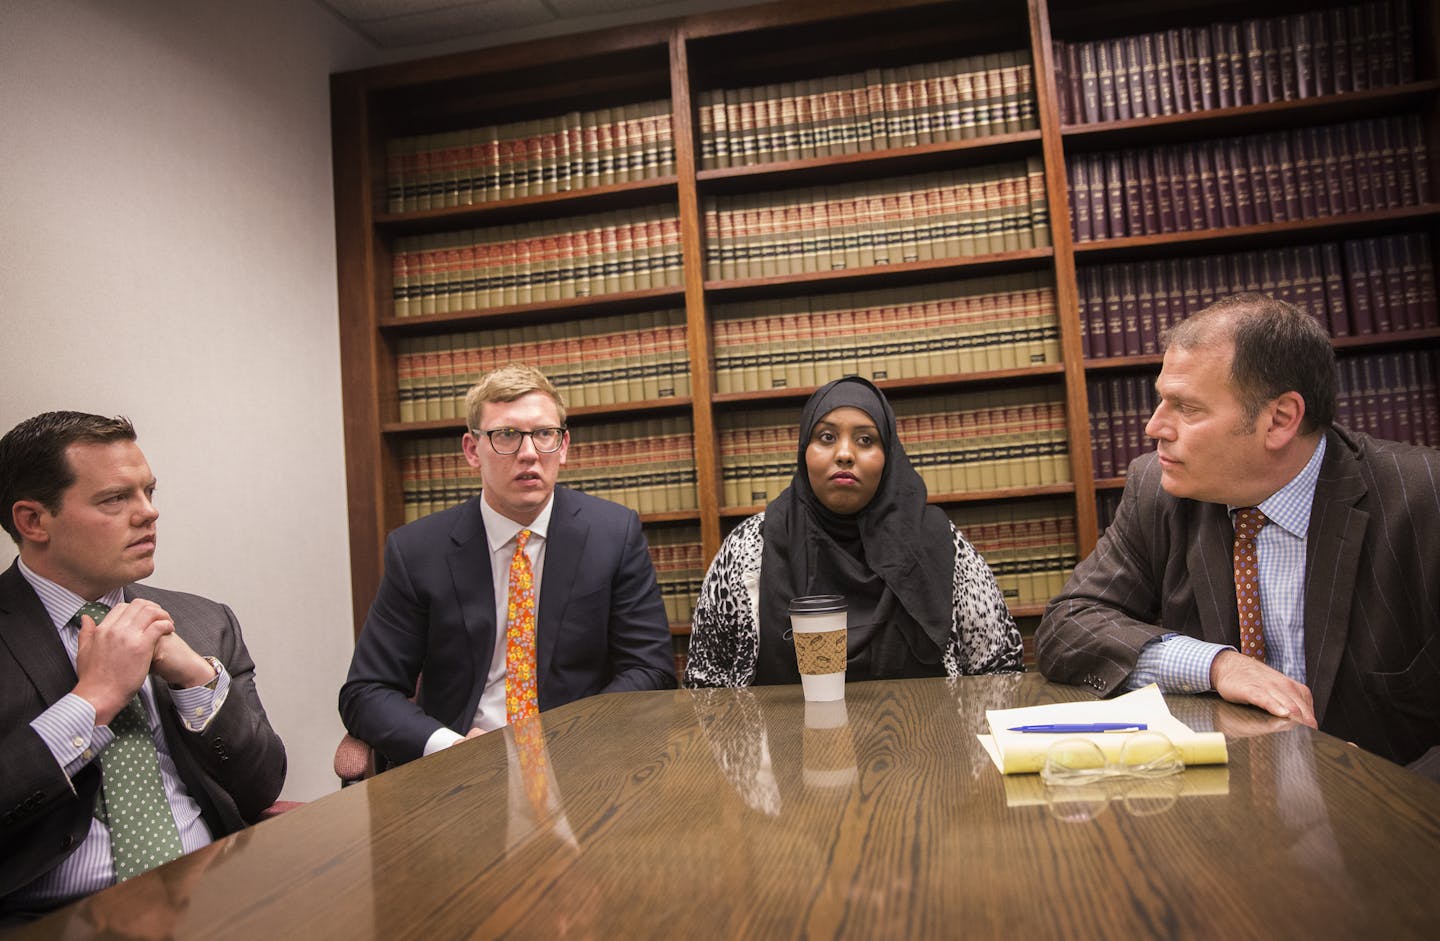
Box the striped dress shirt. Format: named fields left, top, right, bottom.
left=1126, top=436, right=1327, bottom=692
left=11, top=560, right=230, bottom=906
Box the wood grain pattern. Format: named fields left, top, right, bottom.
left=19, top=676, right=1440, bottom=939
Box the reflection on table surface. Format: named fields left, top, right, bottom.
left=14, top=675, right=1440, bottom=940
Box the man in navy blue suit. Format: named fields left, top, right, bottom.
left=340, top=364, right=675, bottom=769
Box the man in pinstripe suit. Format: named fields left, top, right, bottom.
left=0, top=412, right=285, bottom=922
left=1037, top=294, right=1440, bottom=779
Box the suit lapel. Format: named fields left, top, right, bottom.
left=1188, top=505, right=1240, bottom=647
left=447, top=497, right=497, bottom=725
left=1304, top=433, right=1366, bottom=726
left=0, top=561, right=79, bottom=706
left=537, top=489, right=587, bottom=697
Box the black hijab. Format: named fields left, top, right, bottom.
left=753, top=377, right=956, bottom=684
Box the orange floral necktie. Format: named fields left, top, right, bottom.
left=505, top=529, right=538, bottom=723
left=1233, top=507, right=1268, bottom=661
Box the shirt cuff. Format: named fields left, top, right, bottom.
left=423, top=726, right=465, bottom=756
left=170, top=662, right=232, bottom=732
left=30, top=693, right=115, bottom=779
left=1126, top=634, right=1233, bottom=694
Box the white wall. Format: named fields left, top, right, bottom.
left=0, top=0, right=376, bottom=800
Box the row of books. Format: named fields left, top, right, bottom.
left=1088, top=374, right=1160, bottom=479
left=400, top=439, right=481, bottom=523
left=1053, top=1, right=1416, bottom=125
left=385, top=99, right=675, bottom=213
left=399, top=421, right=700, bottom=521
left=697, top=51, right=1037, bottom=169
left=947, top=499, right=1079, bottom=608
left=1077, top=233, right=1439, bottom=358
left=646, top=526, right=704, bottom=626
left=716, top=386, right=1070, bottom=509
left=390, top=206, right=682, bottom=316
left=711, top=273, right=1060, bottom=393
left=1067, top=115, right=1428, bottom=242
left=395, top=310, right=691, bottom=422
left=1335, top=351, right=1440, bottom=448
left=560, top=417, right=699, bottom=514
left=704, top=160, right=1049, bottom=280
left=1088, top=349, right=1439, bottom=483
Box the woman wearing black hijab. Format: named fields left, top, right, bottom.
left=685, top=377, right=1022, bottom=688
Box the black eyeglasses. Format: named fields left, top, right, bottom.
left=472, top=426, right=567, bottom=454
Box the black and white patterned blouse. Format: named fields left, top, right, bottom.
left=684, top=513, right=1024, bottom=688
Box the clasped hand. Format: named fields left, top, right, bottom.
left=72, top=600, right=210, bottom=725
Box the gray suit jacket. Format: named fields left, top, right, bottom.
left=0, top=562, right=287, bottom=906
left=1036, top=427, right=1440, bottom=776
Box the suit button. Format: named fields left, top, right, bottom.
left=61, top=834, right=75, bottom=850
left=212, top=739, right=229, bottom=760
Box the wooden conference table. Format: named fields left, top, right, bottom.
left=14, top=675, right=1440, bottom=940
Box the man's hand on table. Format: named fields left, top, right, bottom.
left=1210, top=650, right=1317, bottom=729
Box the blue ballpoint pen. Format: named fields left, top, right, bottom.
left=1007, top=722, right=1148, bottom=733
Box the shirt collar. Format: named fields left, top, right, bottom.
left=1231, top=435, right=1327, bottom=539
left=480, top=492, right=554, bottom=555
left=16, top=556, right=127, bottom=631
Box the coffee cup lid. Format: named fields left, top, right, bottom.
left=789, top=594, right=846, bottom=614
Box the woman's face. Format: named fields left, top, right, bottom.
left=805, top=406, right=885, bottom=515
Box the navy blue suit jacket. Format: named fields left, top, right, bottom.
left=339, top=487, right=676, bottom=768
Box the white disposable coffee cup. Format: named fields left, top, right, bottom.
left=789, top=594, right=847, bottom=702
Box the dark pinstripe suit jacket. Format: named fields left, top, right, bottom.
left=0, top=564, right=287, bottom=908
left=1036, top=426, right=1440, bottom=778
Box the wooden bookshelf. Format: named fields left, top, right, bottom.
left=331, top=0, right=1440, bottom=652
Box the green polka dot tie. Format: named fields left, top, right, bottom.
left=72, top=602, right=184, bottom=882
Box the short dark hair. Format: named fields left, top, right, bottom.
left=1164, top=293, right=1336, bottom=434
left=0, top=411, right=137, bottom=544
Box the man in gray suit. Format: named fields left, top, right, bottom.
left=0, top=412, right=285, bottom=921
left=1037, top=294, right=1440, bottom=779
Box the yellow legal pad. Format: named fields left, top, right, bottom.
left=978, top=684, right=1229, bottom=774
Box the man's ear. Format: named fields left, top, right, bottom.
left=11, top=500, right=50, bottom=545
left=1263, top=390, right=1307, bottom=449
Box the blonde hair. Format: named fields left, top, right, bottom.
left=464, top=363, right=567, bottom=430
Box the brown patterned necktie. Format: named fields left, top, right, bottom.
left=1232, top=508, right=1269, bottom=661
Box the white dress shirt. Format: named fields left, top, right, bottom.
left=423, top=494, right=554, bottom=755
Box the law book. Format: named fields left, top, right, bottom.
left=1078, top=41, right=1101, bottom=124
left=1207, top=24, right=1232, bottom=110
left=1100, top=265, right=1126, bottom=359
left=1111, top=38, right=1133, bottom=122
left=1096, top=38, right=1118, bottom=122
left=1068, top=156, right=1093, bottom=243
left=1117, top=261, right=1142, bottom=357
left=1120, top=149, right=1144, bottom=235
left=1343, top=239, right=1376, bottom=335
left=1139, top=33, right=1162, bottom=117
left=794, top=80, right=818, bottom=158
left=1102, top=153, right=1126, bottom=238
left=1364, top=237, right=1395, bottom=334
left=1075, top=267, right=1098, bottom=358
left=1395, top=234, right=1423, bottom=330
